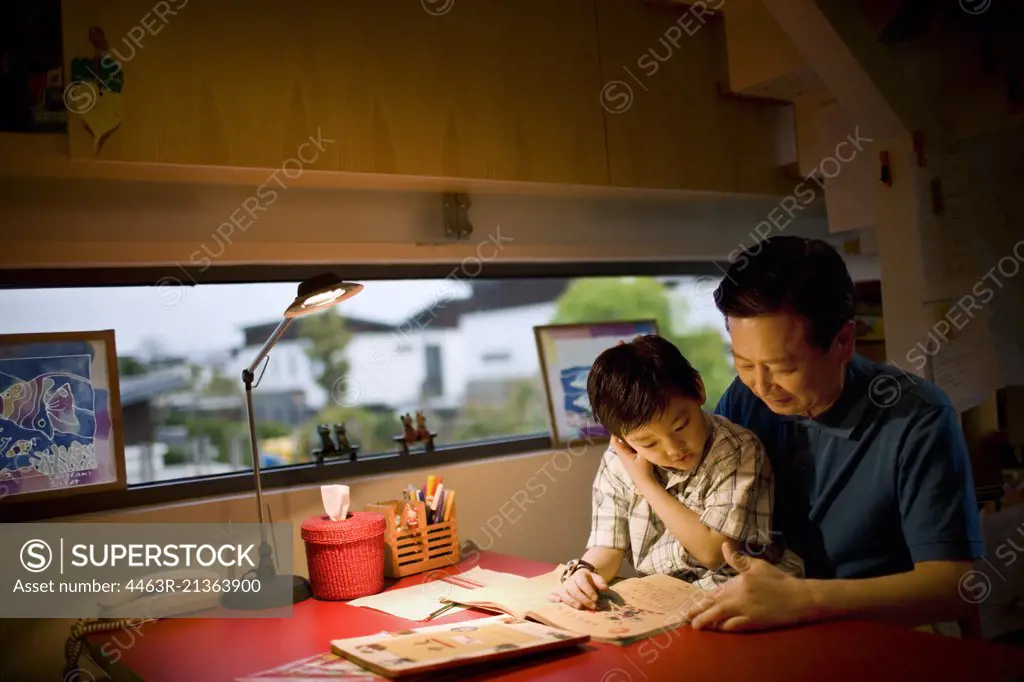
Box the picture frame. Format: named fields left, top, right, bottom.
left=533, top=320, right=660, bottom=448
left=0, top=330, right=127, bottom=503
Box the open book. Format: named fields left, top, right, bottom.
left=439, top=567, right=705, bottom=645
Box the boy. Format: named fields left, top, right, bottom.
left=551, top=335, right=802, bottom=610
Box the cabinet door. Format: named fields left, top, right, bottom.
left=595, top=0, right=792, bottom=195
left=60, top=0, right=608, bottom=186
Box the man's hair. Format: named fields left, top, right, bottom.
left=714, top=236, right=855, bottom=350
left=587, top=335, right=702, bottom=439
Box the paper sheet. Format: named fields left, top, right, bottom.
left=347, top=569, right=526, bottom=621
left=348, top=583, right=472, bottom=621
left=931, top=320, right=1002, bottom=413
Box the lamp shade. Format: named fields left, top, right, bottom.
left=284, top=274, right=363, bottom=318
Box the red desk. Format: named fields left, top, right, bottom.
left=87, top=552, right=1024, bottom=682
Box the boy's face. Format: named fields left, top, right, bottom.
left=621, top=393, right=709, bottom=472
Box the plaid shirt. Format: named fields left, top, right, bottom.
left=586, top=412, right=804, bottom=589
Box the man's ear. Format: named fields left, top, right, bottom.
left=833, top=320, right=857, bottom=362
left=696, top=374, right=707, bottom=406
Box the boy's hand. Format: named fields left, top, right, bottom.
left=548, top=569, right=609, bottom=610
left=611, top=436, right=656, bottom=488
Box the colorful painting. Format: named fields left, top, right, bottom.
left=533, top=320, right=659, bottom=447
left=0, top=331, right=125, bottom=503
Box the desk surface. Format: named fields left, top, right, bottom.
left=87, top=552, right=1024, bottom=682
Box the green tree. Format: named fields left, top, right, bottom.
left=296, top=311, right=352, bottom=397
left=450, top=378, right=551, bottom=442
left=117, top=356, right=148, bottom=377
left=203, top=369, right=240, bottom=396
left=550, top=277, right=733, bottom=409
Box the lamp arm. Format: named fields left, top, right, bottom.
left=241, top=316, right=294, bottom=559
left=246, top=318, right=294, bottom=376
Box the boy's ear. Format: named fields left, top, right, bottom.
left=697, top=374, right=706, bottom=406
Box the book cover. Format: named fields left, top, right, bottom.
left=236, top=652, right=385, bottom=681
left=330, top=615, right=589, bottom=679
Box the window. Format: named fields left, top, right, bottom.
left=423, top=344, right=444, bottom=398
left=0, top=268, right=731, bottom=506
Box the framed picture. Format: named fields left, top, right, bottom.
left=533, top=320, right=659, bottom=447
left=0, top=330, right=126, bottom=503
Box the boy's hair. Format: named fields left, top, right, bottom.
left=587, top=335, right=702, bottom=439
left=713, top=235, right=855, bottom=350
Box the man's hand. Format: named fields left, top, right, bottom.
left=549, top=569, right=609, bottom=610
left=684, top=542, right=816, bottom=632
left=610, top=436, right=657, bottom=488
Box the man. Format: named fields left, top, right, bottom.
left=678, top=235, right=984, bottom=632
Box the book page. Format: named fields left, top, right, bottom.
left=527, top=574, right=701, bottom=642
left=349, top=583, right=471, bottom=621
left=442, top=568, right=562, bottom=619
left=529, top=600, right=680, bottom=643
left=612, top=573, right=703, bottom=616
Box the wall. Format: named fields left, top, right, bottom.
left=0, top=176, right=836, bottom=268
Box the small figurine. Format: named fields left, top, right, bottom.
left=313, top=423, right=359, bottom=465
left=402, top=502, right=420, bottom=531
left=333, top=423, right=358, bottom=462
left=334, top=423, right=352, bottom=451
left=401, top=413, right=417, bottom=443
left=415, top=411, right=430, bottom=441
left=316, top=424, right=336, bottom=454
left=394, top=409, right=437, bottom=455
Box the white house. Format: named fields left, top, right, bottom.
left=228, top=277, right=726, bottom=418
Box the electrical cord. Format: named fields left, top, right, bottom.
left=64, top=617, right=153, bottom=680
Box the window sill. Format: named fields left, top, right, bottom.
left=1, top=435, right=563, bottom=522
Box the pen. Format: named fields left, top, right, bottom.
left=424, top=602, right=455, bottom=621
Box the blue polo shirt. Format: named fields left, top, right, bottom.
left=714, top=354, right=985, bottom=579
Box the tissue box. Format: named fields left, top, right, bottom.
left=301, top=512, right=385, bottom=600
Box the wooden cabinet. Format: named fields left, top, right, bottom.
left=60, top=0, right=609, bottom=185
left=57, top=0, right=794, bottom=194
left=594, top=0, right=794, bottom=195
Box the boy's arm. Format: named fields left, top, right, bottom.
left=611, top=430, right=769, bottom=569
left=578, top=547, right=626, bottom=583
left=632, top=479, right=738, bottom=568
left=582, top=450, right=631, bottom=581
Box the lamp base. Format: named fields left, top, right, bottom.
left=221, top=574, right=312, bottom=610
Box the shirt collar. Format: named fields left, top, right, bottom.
left=793, top=354, right=871, bottom=439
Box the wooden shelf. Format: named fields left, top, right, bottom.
left=0, top=131, right=792, bottom=201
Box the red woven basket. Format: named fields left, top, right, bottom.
left=301, top=511, right=386, bottom=600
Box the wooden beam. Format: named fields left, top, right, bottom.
left=760, top=0, right=947, bottom=144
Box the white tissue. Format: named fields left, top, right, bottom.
left=321, top=484, right=350, bottom=521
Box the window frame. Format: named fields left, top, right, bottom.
left=0, top=259, right=728, bottom=521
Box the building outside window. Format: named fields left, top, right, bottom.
left=0, top=274, right=731, bottom=486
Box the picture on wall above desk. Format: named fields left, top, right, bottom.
left=0, top=330, right=126, bottom=503
left=533, top=320, right=659, bottom=447
left=66, top=26, right=125, bottom=153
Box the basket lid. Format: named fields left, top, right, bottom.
left=301, top=511, right=385, bottom=543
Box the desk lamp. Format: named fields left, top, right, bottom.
left=222, top=274, right=364, bottom=610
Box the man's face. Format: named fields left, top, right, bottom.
left=727, top=313, right=853, bottom=418
left=622, top=393, right=709, bottom=472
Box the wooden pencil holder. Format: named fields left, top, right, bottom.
left=364, top=499, right=460, bottom=578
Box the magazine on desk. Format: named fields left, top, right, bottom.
left=439, top=567, right=703, bottom=645
left=329, top=614, right=589, bottom=678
